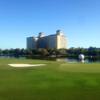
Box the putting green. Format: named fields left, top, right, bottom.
left=0, top=58, right=100, bottom=100
left=59, top=63, right=100, bottom=73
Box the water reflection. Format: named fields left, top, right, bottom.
left=56, top=58, right=100, bottom=63
left=0, top=55, right=99, bottom=63
left=56, top=58, right=78, bottom=63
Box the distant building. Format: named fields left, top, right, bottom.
left=27, top=30, right=67, bottom=49
left=27, top=37, right=37, bottom=49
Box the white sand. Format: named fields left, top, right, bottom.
left=8, top=64, right=46, bottom=67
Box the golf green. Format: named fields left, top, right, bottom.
left=0, top=58, right=100, bottom=100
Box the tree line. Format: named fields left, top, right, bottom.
left=0, top=47, right=100, bottom=60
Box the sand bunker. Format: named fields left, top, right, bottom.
left=8, top=64, right=46, bottom=67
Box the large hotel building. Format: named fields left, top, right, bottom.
left=27, top=30, right=67, bottom=49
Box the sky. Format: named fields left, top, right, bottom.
left=0, top=0, right=100, bottom=49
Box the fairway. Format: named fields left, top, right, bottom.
left=60, top=63, right=100, bottom=73
left=0, top=58, right=100, bottom=100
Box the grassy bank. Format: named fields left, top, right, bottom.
left=0, top=58, right=100, bottom=100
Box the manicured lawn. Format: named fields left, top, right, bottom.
left=0, top=58, right=100, bottom=100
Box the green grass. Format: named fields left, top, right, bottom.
left=0, top=58, right=100, bottom=100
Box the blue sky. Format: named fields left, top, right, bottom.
left=0, top=0, right=100, bottom=49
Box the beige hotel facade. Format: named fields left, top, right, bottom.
left=27, top=30, right=67, bottom=49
